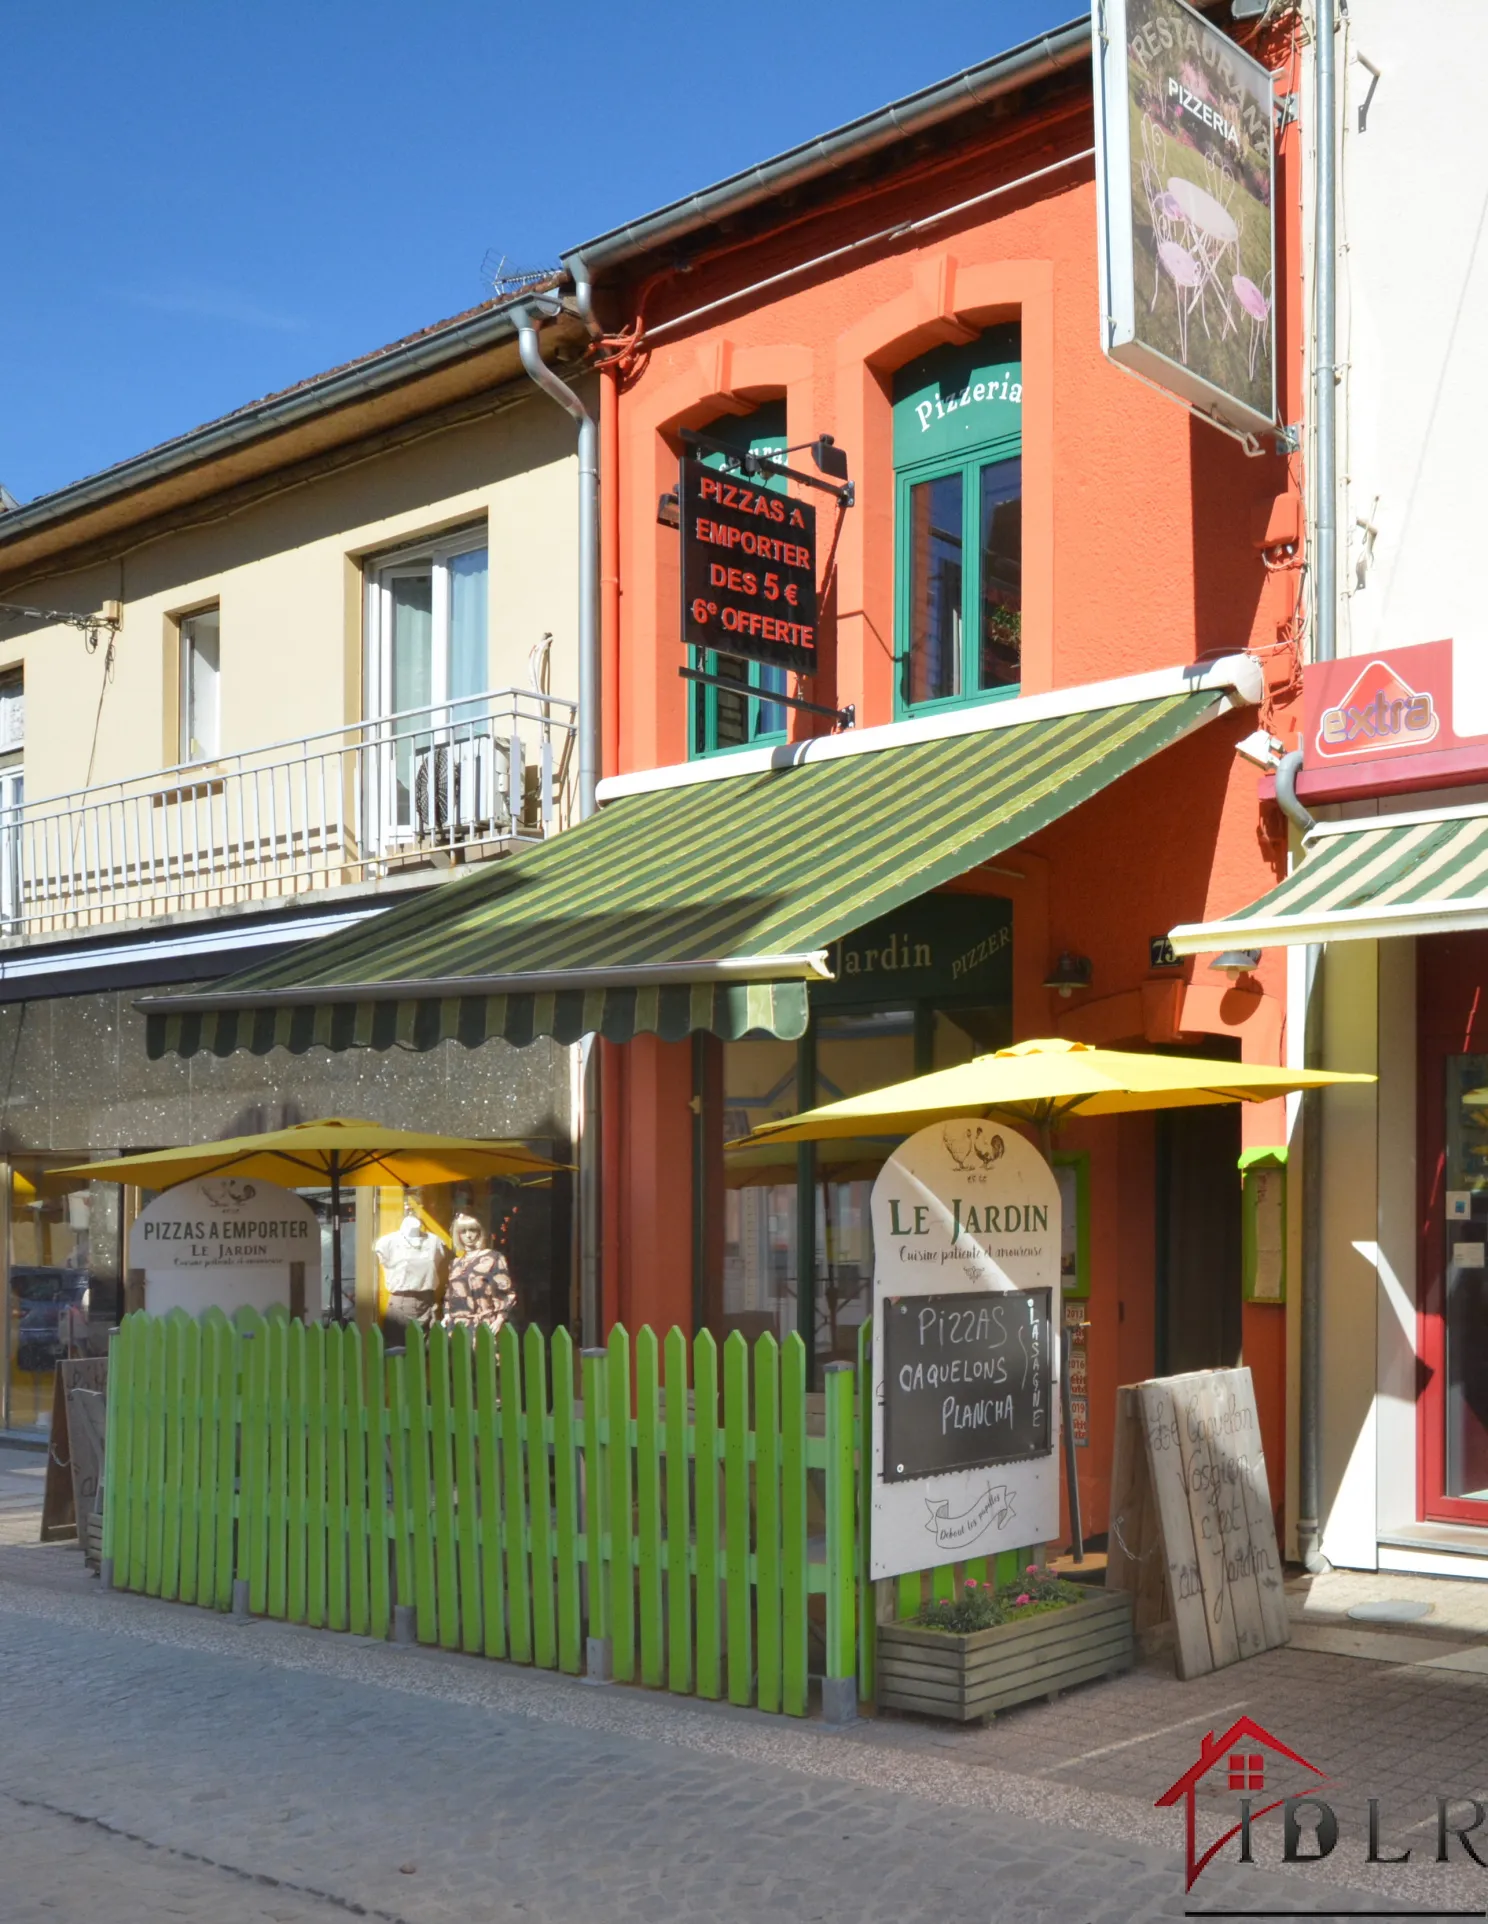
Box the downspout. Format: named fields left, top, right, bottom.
left=1297, top=0, right=1338, bottom=1577
left=513, top=295, right=602, bottom=1345
left=569, top=262, right=622, bottom=785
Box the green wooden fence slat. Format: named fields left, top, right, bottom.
left=550, top=1327, right=581, bottom=1676
left=364, top=1327, right=390, bottom=1641
left=856, top=1320, right=875, bottom=1702
left=345, top=1324, right=373, bottom=1639
left=634, top=1327, right=664, bottom=1689
left=474, top=1326, right=505, bottom=1658
left=606, top=1325, right=635, bottom=1684
left=325, top=1321, right=349, bottom=1633
left=159, top=1315, right=185, bottom=1603
left=427, top=1325, right=459, bottom=1650
left=406, top=1324, right=438, bottom=1646
left=176, top=1315, right=201, bottom=1605
left=287, top=1320, right=308, bottom=1624
left=101, top=1320, right=129, bottom=1581
left=930, top=1561, right=957, bottom=1605
left=305, top=1322, right=328, bottom=1628
left=823, top=1361, right=856, bottom=1687
left=580, top=1347, right=608, bottom=1647
left=450, top=1326, right=482, bottom=1655
left=128, top=1316, right=152, bottom=1600
left=693, top=1330, right=721, bottom=1701
left=114, top=1318, right=141, bottom=1591
left=754, top=1332, right=781, bottom=1714
left=144, top=1316, right=167, bottom=1597
left=524, top=1324, right=557, bottom=1670
left=498, top=1322, right=532, bottom=1660
left=780, top=1331, right=808, bottom=1717
left=266, top=1315, right=289, bottom=1621
left=387, top=1350, right=413, bottom=1629
left=663, top=1327, right=692, bottom=1696
left=212, top=1314, right=238, bottom=1611
left=895, top=1570, right=920, bottom=1621
left=498, top=1321, right=532, bottom=1663
left=723, top=1332, right=752, bottom=1708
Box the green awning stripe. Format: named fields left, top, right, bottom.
left=1170, top=810, right=1488, bottom=950
left=147, top=690, right=1226, bottom=1058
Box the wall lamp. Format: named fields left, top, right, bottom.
left=1043, top=951, right=1093, bottom=997
left=1211, top=949, right=1262, bottom=979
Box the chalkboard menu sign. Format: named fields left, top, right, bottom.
left=882, top=1287, right=1052, bottom=1482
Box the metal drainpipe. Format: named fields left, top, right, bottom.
left=513, top=297, right=602, bottom=1344
left=1297, top=0, right=1338, bottom=1576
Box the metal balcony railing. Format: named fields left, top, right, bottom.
left=0, top=688, right=577, bottom=939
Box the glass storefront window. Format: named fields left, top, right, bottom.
left=4, top=1158, right=121, bottom=1435
left=1443, top=1058, right=1488, bottom=1499
left=720, top=1037, right=800, bottom=1345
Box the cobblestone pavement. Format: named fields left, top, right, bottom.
left=2, top=1533, right=1487, bottom=1921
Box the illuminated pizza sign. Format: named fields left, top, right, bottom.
left=680, top=455, right=818, bottom=673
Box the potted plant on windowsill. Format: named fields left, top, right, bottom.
left=875, top=1566, right=1134, bottom=1723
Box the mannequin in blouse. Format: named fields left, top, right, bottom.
left=442, top=1212, right=517, bottom=1335
left=376, top=1210, right=447, bottom=1335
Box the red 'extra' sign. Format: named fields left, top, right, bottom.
left=680, top=456, right=818, bottom=673
left=1303, top=638, right=1456, bottom=768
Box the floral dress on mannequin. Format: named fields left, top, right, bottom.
left=442, top=1212, right=518, bottom=1334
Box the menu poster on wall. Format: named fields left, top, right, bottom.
left=869, top=1120, right=1061, bottom=1581
left=1093, top=0, right=1277, bottom=438
left=680, top=456, right=818, bottom=673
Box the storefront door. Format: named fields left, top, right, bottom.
left=1419, top=935, right=1488, bottom=1522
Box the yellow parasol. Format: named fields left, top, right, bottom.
left=737, top=1037, right=1374, bottom=1151
left=57, top=1119, right=563, bottom=1322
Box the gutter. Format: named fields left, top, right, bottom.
left=135, top=953, right=835, bottom=1016
left=562, top=18, right=1090, bottom=278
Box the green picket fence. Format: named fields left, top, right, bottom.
left=102, top=1309, right=857, bottom=1716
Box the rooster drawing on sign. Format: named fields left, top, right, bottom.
left=201, top=1179, right=256, bottom=1208
left=942, top=1124, right=975, bottom=1171
left=972, top=1127, right=1005, bottom=1169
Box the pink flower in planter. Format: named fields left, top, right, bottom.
left=1026, top=1564, right=1038, bottom=1574
left=964, top=1578, right=977, bottom=1588
left=1014, top=1592, right=1032, bottom=1606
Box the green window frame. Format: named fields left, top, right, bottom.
left=690, top=405, right=790, bottom=760
left=892, top=329, right=1023, bottom=718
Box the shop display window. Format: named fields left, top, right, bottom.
left=4, top=1158, right=121, bottom=1435
left=1442, top=1058, right=1488, bottom=1501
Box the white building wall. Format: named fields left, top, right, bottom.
left=1337, top=1, right=1488, bottom=672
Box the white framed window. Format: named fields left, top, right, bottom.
left=365, top=529, right=490, bottom=839
left=0, top=668, right=22, bottom=929
left=179, top=608, right=221, bottom=763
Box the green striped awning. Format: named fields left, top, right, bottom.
left=146, top=689, right=1227, bottom=1059
left=1169, top=806, right=1488, bottom=953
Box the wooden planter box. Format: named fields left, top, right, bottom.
left=876, top=1589, right=1134, bottom=1722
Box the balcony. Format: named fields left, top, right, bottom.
left=0, top=688, right=577, bottom=941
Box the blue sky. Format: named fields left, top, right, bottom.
left=1, top=1, right=1076, bottom=504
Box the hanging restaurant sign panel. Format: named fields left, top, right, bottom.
left=680, top=455, right=818, bottom=673
left=1092, top=0, right=1277, bottom=439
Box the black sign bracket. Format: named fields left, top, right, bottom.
left=679, top=663, right=853, bottom=730
left=680, top=428, right=855, bottom=506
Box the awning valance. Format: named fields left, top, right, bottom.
left=1169, top=804, right=1488, bottom=953
left=145, top=687, right=1228, bottom=1059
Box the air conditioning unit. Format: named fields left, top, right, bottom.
left=413, top=735, right=504, bottom=842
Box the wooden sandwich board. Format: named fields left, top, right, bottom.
left=1106, top=1366, right=1287, bottom=1680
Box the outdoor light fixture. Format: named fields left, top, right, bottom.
left=1211, top=949, right=1263, bottom=979
left=1043, top=951, right=1093, bottom=997
left=1234, top=728, right=1284, bottom=773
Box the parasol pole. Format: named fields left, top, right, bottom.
left=329, top=1150, right=345, bottom=1325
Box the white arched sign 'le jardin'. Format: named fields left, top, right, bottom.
left=130, top=1178, right=320, bottom=1318
left=869, top=1120, right=1061, bottom=1581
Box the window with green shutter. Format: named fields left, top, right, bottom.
left=892, top=327, right=1022, bottom=717
left=690, top=404, right=789, bottom=758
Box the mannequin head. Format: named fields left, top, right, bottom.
left=400, top=1210, right=428, bottom=1244
left=451, top=1212, right=487, bottom=1254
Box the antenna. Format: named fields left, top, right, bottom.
left=480, top=251, right=561, bottom=300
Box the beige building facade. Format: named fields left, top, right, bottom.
left=0, top=296, right=590, bottom=1431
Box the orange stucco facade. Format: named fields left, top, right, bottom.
left=591, top=45, right=1303, bottom=1544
